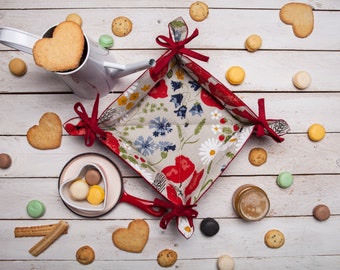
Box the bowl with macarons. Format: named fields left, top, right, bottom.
left=59, top=163, right=107, bottom=212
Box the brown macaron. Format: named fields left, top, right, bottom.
left=85, top=169, right=102, bottom=185
left=0, top=153, right=12, bottom=169
left=313, top=204, right=330, bottom=221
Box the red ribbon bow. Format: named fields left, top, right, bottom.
left=154, top=198, right=198, bottom=229
left=152, top=28, right=209, bottom=75
left=256, top=98, right=283, bottom=142
left=73, top=94, right=107, bottom=146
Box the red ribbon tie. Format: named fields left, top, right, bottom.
left=73, top=94, right=107, bottom=146
left=154, top=198, right=198, bottom=229
left=256, top=98, right=284, bottom=142
left=152, top=28, right=209, bottom=75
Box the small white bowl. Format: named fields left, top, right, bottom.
left=59, top=163, right=107, bottom=212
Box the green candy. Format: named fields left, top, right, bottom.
left=99, top=34, right=114, bottom=48
left=276, top=171, right=293, bottom=188
left=26, top=200, right=46, bottom=218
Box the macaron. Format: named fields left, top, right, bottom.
left=8, top=58, right=27, bottom=77
left=66, top=13, right=83, bottom=26
left=26, top=200, right=46, bottom=218
left=200, top=217, right=220, bottom=237
left=245, top=34, right=262, bottom=52
left=87, top=185, right=105, bottom=205
left=99, top=34, right=114, bottom=49
left=225, top=66, right=245, bottom=85
left=217, top=254, right=235, bottom=270
left=0, top=153, right=12, bottom=169
left=85, top=169, right=102, bottom=185
left=307, top=123, right=325, bottom=142
left=292, top=71, right=311, bottom=90
left=313, top=204, right=330, bottom=221
left=276, top=171, right=293, bottom=188
left=70, top=179, right=89, bottom=201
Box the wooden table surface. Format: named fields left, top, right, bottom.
left=1, top=1, right=340, bottom=269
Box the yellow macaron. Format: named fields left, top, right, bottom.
left=307, top=123, right=325, bottom=142
left=225, top=66, right=245, bottom=85
left=87, top=185, right=105, bottom=205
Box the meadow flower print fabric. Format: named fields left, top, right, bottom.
left=98, top=59, right=253, bottom=237
left=65, top=17, right=287, bottom=238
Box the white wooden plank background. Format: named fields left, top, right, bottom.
left=0, top=1, right=340, bottom=269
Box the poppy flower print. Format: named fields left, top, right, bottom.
left=162, top=155, right=195, bottom=184
left=148, top=79, right=168, bottom=99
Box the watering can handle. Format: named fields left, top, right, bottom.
left=0, top=27, right=39, bottom=54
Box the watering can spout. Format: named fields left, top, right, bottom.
left=104, top=58, right=156, bottom=78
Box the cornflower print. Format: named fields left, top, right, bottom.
left=134, top=136, right=158, bottom=156
left=199, top=138, right=223, bottom=165
left=159, top=141, right=176, bottom=152
left=149, top=117, right=173, bottom=137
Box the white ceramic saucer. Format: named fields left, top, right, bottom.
left=58, top=153, right=122, bottom=217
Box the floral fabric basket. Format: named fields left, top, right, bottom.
left=65, top=17, right=289, bottom=238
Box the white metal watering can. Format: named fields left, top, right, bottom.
left=0, top=26, right=155, bottom=99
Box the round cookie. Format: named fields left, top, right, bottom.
left=9, top=58, right=27, bottom=76
left=276, top=171, right=294, bottom=188
left=0, top=153, right=12, bottom=169
left=308, top=123, right=325, bottom=142
left=200, top=217, right=220, bottom=237
left=225, top=66, right=245, bottom=85
left=26, top=200, right=46, bottom=218
left=217, top=254, right=235, bottom=270
left=66, top=13, right=83, bottom=26
left=313, top=204, right=330, bottom=221
left=99, top=34, right=114, bottom=49
left=264, top=229, right=285, bottom=248
left=157, top=249, right=177, bottom=267
left=112, top=16, right=133, bottom=37
left=189, top=1, right=209, bottom=22
left=245, top=34, right=262, bottom=52
left=87, top=185, right=105, bottom=205
left=248, top=147, right=267, bottom=166
left=76, top=245, right=95, bottom=265
left=69, top=179, right=89, bottom=201
left=292, top=71, right=311, bottom=90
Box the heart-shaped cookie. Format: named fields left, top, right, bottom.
left=279, top=3, right=314, bottom=38
left=33, top=21, right=84, bottom=72
left=112, top=219, right=149, bottom=253
left=27, top=112, right=62, bottom=150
